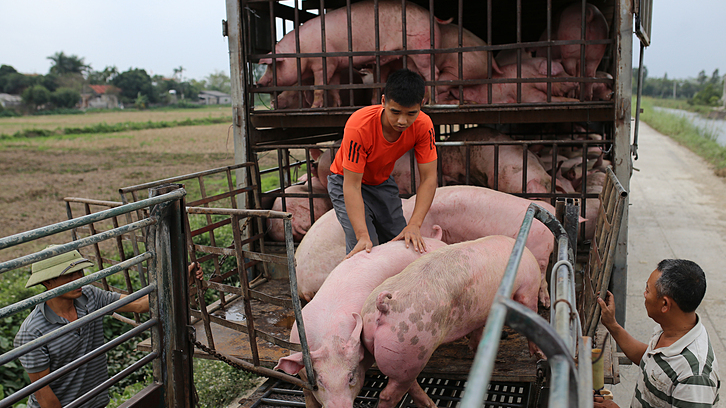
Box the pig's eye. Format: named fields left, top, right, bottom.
left=348, top=372, right=356, bottom=386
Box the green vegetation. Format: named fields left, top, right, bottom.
left=1, top=116, right=232, bottom=139
left=640, top=98, right=726, bottom=171
left=643, top=97, right=714, bottom=115
left=634, top=66, right=723, bottom=106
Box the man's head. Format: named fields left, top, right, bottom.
left=27, top=247, right=93, bottom=293
left=383, top=68, right=426, bottom=108
left=644, top=259, right=706, bottom=319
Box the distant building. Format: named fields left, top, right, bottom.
left=81, top=85, right=119, bottom=109
left=0, top=93, right=22, bottom=108
left=198, top=90, right=231, bottom=105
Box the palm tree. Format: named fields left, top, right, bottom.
left=47, top=52, right=89, bottom=75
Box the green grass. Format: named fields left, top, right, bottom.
left=1, top=116, right=232, bottom=139
left=640, top=98, right=726, bottom=170
left=645, top=96, right=715, bottom=115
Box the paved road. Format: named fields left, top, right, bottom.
left=608, top=122, right=726, bottom=406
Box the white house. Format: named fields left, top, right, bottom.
left=198, top=90, right=231, bottom=105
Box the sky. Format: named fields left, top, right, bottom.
left=1, top=0, right=724, bottom=82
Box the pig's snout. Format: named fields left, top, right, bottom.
left=376, top=291, right=393, bottom=314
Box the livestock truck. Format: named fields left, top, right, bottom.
left=0, top=1, right=654, bottom=407
left=197, top=0, right=654, bottom=406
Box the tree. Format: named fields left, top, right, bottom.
left=88, top=66, right=119, bottom=85
left=710, top=69, right=721, bottom=85
left=112, top=68, right=155, bottom=104
left=47, top=52, right=90, bottom=76
left=173, top=66, right=185, bottom=82
left=697, top=70, right=707, bottom=85
left=50, top=87, right=81, bottom=109
left=22, top=84, right=51, bottom=109
left=204, top=70, right=231, bottom=94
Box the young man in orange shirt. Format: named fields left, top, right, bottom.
left=327, top=68, right=438, bottom=258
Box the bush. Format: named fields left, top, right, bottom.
left=50, top=87, right=81, bottom=109
left=21, top=84, right=51, bottom=109
left=194, top=359, right=258, bottom=408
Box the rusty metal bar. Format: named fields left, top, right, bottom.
left=84, top=203, right=110, bottom=291
left=187, top=206, right=292, bottom=219
left=0, top=190, right=182, bottom=252
left=233, top=213, right=261, bottom=366
left=188, top=309, right=300, bottom=351
left=110, top=215, right=140, bottom=323
left=487, top=0, right=493, bottom=104
left=516, top=0, right=522, bottom=104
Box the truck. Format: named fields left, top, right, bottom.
left=202, top=0, right=652, bottom=406
left=0, top=0, right=653, bottom=407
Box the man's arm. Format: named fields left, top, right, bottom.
left=598, top=291, right=648, bottom=365
left=115, top=263, right=202, bottom=314
left=27, top=368, right=62, bottom=408
left=342, top=168, right=372, bottom=258
left=392, top=160, right=437, bottom=252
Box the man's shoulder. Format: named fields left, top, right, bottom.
left=346, top=105, right=382, bottom=128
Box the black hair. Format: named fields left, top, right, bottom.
left=383, top=69, right=425, bottom=107
left=655, top=259, right=706, bottom=313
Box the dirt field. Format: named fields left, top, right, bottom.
left=0, top=111, right=239, bottom=262
left=0, top=106, right=231, bottom=136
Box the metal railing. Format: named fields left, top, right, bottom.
left=0, top=185, right=193, bottom=408
left=461, top=203, right=594, bottom=408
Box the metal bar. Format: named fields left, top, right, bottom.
left=0, top=319, right=157, bottom=408
left=233, top=214, right=262, bottom=366
left=117, top=164, right=251, bottom=194
left=64, top=197, right=122, bottom=207
left=0, top=252, right=153, bottom=319
left=0, top=285, right=153, bottom=366
left=578, top=336, right=595, bottom=408
left=187, top=206, right=292, bottom=219
left=65, top=351, right=159, bottom=408
left=189, top=309, right=301, bottom=351
left=548, top=355, right=571, bottom=408
left=0, top=190, right=183, bottom=251
left=110, top=215, right=139, bottom=323
left=459, top=205, right=536, bottom=407
left=632, top=42, right=645, bottom=160
left=84, top=203, right=110, bottom=291
left=0, top=218, right=156, bottom=275
left=65, top=201, right=78, bottom=241
left=286, top=218, right=316, bottom=390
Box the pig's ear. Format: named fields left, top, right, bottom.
left=351, top=313, right=363, bottom=340
left=309, top=148, right=323, bottom=161
left=259, top=57, right=273, bottom=65
left=430, top=224, right=443, bottom=241
left=491, top=60, right=503, bottom=75
left=275, top=352, right=305, bottom=375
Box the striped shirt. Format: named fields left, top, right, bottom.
left=632, top=315, right=721, bottom=408
left=14, top=286, right=121, bottom=408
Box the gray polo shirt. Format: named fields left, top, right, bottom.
left=14, top=286, right=121, bottom=408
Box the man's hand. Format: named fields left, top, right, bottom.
left=597, top=290, right=618, bottom=330
left=392, top=224, right=427, bottom=253
left=346, top=235, right=373, bottom=259
left=188, top=261, right=203, bottom=282
left=594, top=394, right=619, bottom=407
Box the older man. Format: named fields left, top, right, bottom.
left=595, top=259, right=720, bottom=407
left=14, top=247, right=200, bottom=408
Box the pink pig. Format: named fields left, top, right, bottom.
left=360, top=235, right=540, bottom=408
left=403, top=185, right=557, bottom=307
left=257, top=0, right=440, bottom=108
left=434, top=22, right=502, bottom=102
left=267, top=176, right=333, bottom=242
left=444, top=57, right=578, bottom=104
left=447, top=126, right=569, bottom=195
left=276, top=235, right=446, bottom=408
left=533, top=2, right=609, bottom=101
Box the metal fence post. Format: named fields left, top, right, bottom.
left=147, top=184, right=194, bottom=408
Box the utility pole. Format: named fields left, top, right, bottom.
left=673, top=82, right=677, bottom=99
left=722, top=74, right=726, bottom=108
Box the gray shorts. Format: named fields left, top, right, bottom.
left=327, top=173, right=407, bottom=254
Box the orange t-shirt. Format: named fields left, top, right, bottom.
left=330, top=105, right=437, bottom=185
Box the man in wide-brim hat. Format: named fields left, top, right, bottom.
left=14, top=247, right=151, bottom=408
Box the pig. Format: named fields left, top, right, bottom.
left=295, top=209, right=347, bottom=302
left=591, top=71, right=614, bottom=101
left=582, top=170, right=607, bottom=240
left=443, top=57, right=579, bottom=104
left=402, top=185, right=557, bottom=307
left=433, top=22, right=502, bottom=103
left=276, top=235, right=447, bottom=408
left=360, top=235, right=540, bottom=408
left=533, top=2, right=609, bottom=100
left=448, top=127, right=570, bottom=195
left=272, top=70, right=371, bottom=109
left=257, top=0, right=440, bottom=108
left=267, top=176, right=333, bottom=242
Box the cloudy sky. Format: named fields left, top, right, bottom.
left=1, top=0, right=724, bottom=82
